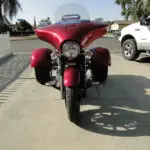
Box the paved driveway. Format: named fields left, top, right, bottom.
left=0, top=49, right=150, bottom=149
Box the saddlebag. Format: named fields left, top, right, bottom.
left=90, top=47, right=111, bottom=82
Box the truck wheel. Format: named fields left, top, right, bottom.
left=65, top=87, right=80, bottom=125
left=35, top=67, right=51, bottom=85
left=122, top=39, right=140, bottom=61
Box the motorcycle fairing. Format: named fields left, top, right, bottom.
left=34, top=20, right=108, bottom=51
left=64, top=67, right=80, bottom=87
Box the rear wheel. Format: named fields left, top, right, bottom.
left=60, top=76, right=65, bottom=99
left=92, top=65, right=108, bottom=83
left=99, top=65, right=108, bottom=82
left=35, top=67, right=51, bottom=85
left=65, top=87, right=80, bottom=124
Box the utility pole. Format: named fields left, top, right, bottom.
left=33, top=16, right=36, bottom=29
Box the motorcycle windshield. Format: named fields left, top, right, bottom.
left=35, top=2, right=108, bottom=50
left=53, top=3, right=90, bottom=24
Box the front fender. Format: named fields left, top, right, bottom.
left=64, top=68, right=80, bottom=88
left=91, top=47, right=111, bottom=66
left=30, top=48, right=52, bottom=68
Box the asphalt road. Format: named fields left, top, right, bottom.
left=0, top=54, right=150, bottom=150
left=10, top=37, right=122, bottom=54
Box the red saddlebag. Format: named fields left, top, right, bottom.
left=90, top=47, right=111, bottom=82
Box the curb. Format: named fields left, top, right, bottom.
left=0, top=53, right=13, bottom=64
left=103, top=36, right=113, bottom=38
left=10, top=37, right=38, bottom=41
left=11, top=36, right=113, bottom=41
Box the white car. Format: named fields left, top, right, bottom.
left=119, top=15, right=150, bottom=61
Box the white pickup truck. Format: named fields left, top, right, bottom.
left=119, top=15, right=150, bottom=61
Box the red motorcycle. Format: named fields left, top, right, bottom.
left=30, top=3, right=111, bottom=124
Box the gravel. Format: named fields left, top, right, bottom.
left=0, top=54, right=30, bottom=92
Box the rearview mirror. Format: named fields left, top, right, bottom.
left=140, top=20, right=146, bottom=25
left=140, top=20, right=150, bottom=26
left=145, top=18, right=150, bottom=25
left=140, top=14, right=150, bottom=26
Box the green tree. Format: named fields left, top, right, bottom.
left=39, top=17, right=51, bottom=27
left=0, top=0, right=22, bottom=33
left=16, top=19, right=33, bottom=32
left=40, top=17, right=51, bottom=24
left=115, top=0, right=150, bottom=21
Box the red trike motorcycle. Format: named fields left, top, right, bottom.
left=30, top=3, right=111, bottom=124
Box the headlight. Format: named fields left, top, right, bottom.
left=62, top=41, right=80, bottom=59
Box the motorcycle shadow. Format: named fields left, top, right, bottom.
left=79, top=75, right=150, bottom=137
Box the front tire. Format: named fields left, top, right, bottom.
left=65, top=87, right=80, bottom=124
left=122, top=39, right=140, bottom=61
left=35, top=67, right=51, bottom=85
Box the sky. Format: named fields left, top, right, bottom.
left=12, top=0, right=124, bottom=25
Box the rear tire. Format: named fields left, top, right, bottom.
left=35, top=67, right=51, bottom=85
left=60, top=76, right=65, bottom=99
left=122, top=39, right=140, bottom=61
left=99, top=65, right=108, bottom=82
left=65, top=87, right=80, bottom=124
left=92, top=65, right=108, bottom=83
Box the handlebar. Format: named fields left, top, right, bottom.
left=62, top=14, right=81, bottom=20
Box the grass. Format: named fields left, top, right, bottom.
left=104, top=33, right=113, bottom=36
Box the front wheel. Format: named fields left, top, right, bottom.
left=65, top=87, right=80, bottom=124
left=122, top=39, right=140, bottom=61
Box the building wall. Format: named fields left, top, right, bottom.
left=111, top=23, right=131, bottom=31
left=111, top=23, right=119, bottom=30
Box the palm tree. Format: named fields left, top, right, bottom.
left=0, top=0, right=22, bottom=33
